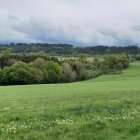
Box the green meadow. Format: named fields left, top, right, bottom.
left=0, top=62, right=140, bottom=140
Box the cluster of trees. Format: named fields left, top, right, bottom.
left=93, top=55, right=129, bottom=74
left=0, top=59, right=62, bottom=85
left=0, top=43, right=74, bottom=55
left=0, top=54, right=130, bottom=85
left=0, top=43, right=140, bottom=55
left=0, top=49, right=59, bottom=68
left=133, top=55, right=140, bottom=61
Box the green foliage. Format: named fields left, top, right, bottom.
left=0, top=54, right=59, bottom=68
left=0, top=54, right=130, bottom=85
left=33, top=58, right=46, bottom=70
left=7, top=58, right=17, bottom=66
left=100, top=64, right=109, bottom=74
left=61, top=63, right=77, bottom=82
left=96, top=55, right=130, bottom=74
left=117, top=63, right=123, bottom=73
left=1, top=48, right=12, bottom=57
left=0, top=63, right=139, bottom=139
left=44, top=61, right=62, bottom=83
left=1, top=61, right=33, bottom=84
left=72, top=61, right=87, bottom=80
left=0, top=43, right=139, bottom=55
left=78, top=54, right=87, bottom=63
left=92, top=57, right=101, bottom=68
left=29, top=67, right=44, bottom=83
left=36, top=51, right=46, bottom=56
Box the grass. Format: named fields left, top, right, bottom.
left=0, top=62, right=140, bottom=139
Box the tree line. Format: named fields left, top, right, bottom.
left=0, top=43, right=140, bottom=55
left=0, top=54, right=130, bottom=85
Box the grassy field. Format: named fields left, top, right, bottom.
left=0, top=62, right=140, bottom=140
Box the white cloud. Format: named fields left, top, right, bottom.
left=0, top=0, right=140, bottom=45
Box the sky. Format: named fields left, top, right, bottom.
left=0, top=0, right=140, bottom=46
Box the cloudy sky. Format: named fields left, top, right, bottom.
left=0, top=0, right=140, bottom=45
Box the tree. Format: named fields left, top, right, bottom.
left=29, top=67, right=44, bottom=83
left=78, top=54, right=87, bottom=63
left=1, top=61, right=33, bottom=84
left=61, top=63, right=77, bottom=82
left=117, top=63, right=123, bottom=73
left=34, top=58, right=46, bottom=70
left=36, top=51, right=46, bottom=56
left=100, top=64, right=109, bottom=74
left=1, top=48, right=12, bottom=57
left=7, top=58, right=17, bottom=66
left=1, top=67, right=11, bottom=84
left=93, top=57, right=101, bottom=68
left=44, top=61, right=62, bottom=83
left=72, top=61, right=87, bottom=80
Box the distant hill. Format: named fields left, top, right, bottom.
left=0, top=43, right=139, bottom=55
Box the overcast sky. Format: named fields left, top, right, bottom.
left=0, top=0, right=140, bottom=45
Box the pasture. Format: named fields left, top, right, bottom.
left=0, top=62, right=140, bottom=140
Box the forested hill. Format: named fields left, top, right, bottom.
left=0, top=43, right=139, bottom=55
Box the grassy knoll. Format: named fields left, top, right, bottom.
left=0, top=62, right=140, bottom=139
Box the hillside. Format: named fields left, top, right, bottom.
left=0, top=62, right=140, bottom=139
